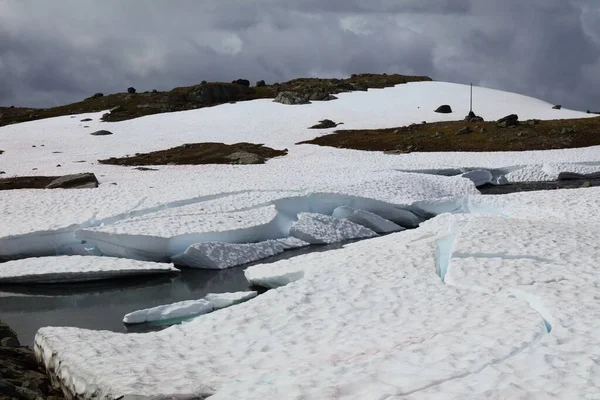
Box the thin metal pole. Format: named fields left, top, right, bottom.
left=470, top=82, right=473, bottom=113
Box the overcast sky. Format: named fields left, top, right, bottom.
left=1, top=0, right=599, bottom=111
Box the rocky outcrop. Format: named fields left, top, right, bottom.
left=186, top=84, right=242, bottom=104
left=273, top=91, right=310, bottom=105
left=256, top=80, right=266, bottom=87
left=0, top=320, right=65, bottom=400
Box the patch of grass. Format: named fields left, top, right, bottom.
left=298, top=117, right=600, bottom=152
left=99, top=142, right=288, bottom=166
left=0, top=73, right=432, bottom=127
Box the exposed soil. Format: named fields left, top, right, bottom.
left=0, top=74, right=431, bottom=127
left=99, top=142, right=288, bottom=166
left=298, top=116, right=600, bottom=152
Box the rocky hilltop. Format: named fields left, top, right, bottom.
left=0, top=73, right=431, bottom=127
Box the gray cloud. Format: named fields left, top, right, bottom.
left=0, top=0, right=598, bottom=111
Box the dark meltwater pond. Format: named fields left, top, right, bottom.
left=0, top=243, right=349, bottom=346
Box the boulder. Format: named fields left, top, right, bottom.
left=45, top=173, right=99, bottom=189
left=80, top=118, right=92, bottom=122
left=90, top=129, right=113, bottom=136
left=435, top=105, right=453, bottom=114
left=273, top=91, right=310, bottom=105
left=232, top=79, right=250, bottom=87
left=496, top=114, right=518, bottom=127
left=151, top=89, right=158, bottom=93
left=309, top=92, right=332, bottom=101
left=309, top=119, right=339, bottom=129
left=91, top=92, right=103, bottom=99
left=455, top=127, right=473, bottom=135
left=127, top=87, right=136, bottom=94
left=225, top=151, right=262, bottom=164
left=256, top=80, right=266, bottom=87
left=464, top=111, right=484, bottom=122
left=552, top=104, right=562, bottom=110
left=186, top=84, right=240, bottom=104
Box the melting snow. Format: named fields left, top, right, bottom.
left=0, top=256, right=178, bottom=284
left=1, top=81, right=600, bottom=398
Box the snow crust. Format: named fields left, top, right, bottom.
left=289, top=212, right=378, bottom=244
left=331, top=205, right=405, bottom=233
left=0, top=256, right=178, bottom=284
left=172, top=238, right=308, bottom=269
left=123, top=299, right=215, bottom=325
left=35, top=188, right=600, bottom=399
left=122, top=292, right=258, bottom=325
left=204, top=291, right=258, bottom=309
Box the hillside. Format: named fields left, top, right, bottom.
left=0, top=73, right=431, bottom=127
left=299, top=116, right=600, bottom=152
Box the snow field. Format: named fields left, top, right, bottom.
left=1, top=81, right=600, bottom=398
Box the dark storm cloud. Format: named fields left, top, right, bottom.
left=0, top=0, right=598, bottom=111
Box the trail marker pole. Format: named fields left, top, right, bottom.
left=470, top=82, right=473, bottom=113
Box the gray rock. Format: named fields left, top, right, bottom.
left=455, top=127, right=473, bottom=135
left=552, top=104, right=562, bottom=110
left=80, top=118, right=92, bottom=122
left=0, top=322, right=19, bottom=343
left=256, top=80, right=266, bottom=87
left=525, top=119, right=540, bottom=125
left=45, top=173, right=99, bottom=189
left=273, top=91, right=310, bottom=105
left=90, top=130, right=114, bottom=136
left=497, top=114, right=519, bottom=124
left=225, top=151, right=262, bottom=164
left=187, top=84, right=240, bottom=104
left=309, top=92, right=332, bottom=101
left=127, top=87, right=136, bottom=94
left=309, top=119, right=339, bottom=129
left=435, top=105, right=452, bottom=114
left=1, top=336, right=20, bottom=347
